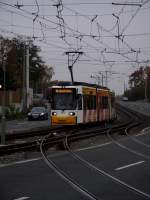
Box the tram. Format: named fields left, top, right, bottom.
left=48, top=81, right=116, bottom=125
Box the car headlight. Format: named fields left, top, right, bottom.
left=52, top=112, right=57, bottom=116
left=69, top=112, right=75, bottom=116
left=27, top=112, right=31, bottom=116
left=40, top=112, right=44, bottom=116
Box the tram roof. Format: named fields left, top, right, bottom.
left=51, top=81, right=109, bottom=90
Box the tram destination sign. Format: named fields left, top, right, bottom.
left=55, top=89, right=74, bottom=93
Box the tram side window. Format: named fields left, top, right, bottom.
left=78, top=94, right=82, bottom=110
left=92, top=96, right=96, bottom=109
left=83, top=95, right=87, bottom=110
left=86, top=95, right=90, bottom=109
left=83, top=95, right=96, bottom=110
left=101, top=96, right=109, bottom=109
left=111, top=96, right=115, bottom=107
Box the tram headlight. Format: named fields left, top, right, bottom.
left=69, top=112, right=75, bottom=116
left=52, top=112, right=57, bottom=116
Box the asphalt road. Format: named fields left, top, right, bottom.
left=118, top=100, right=150, bottom=117
left=0, top=119, right=50, bottom=134
left=0, top=130, right=150, bottom=200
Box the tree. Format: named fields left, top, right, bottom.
left=40, top=65, right=54, bottom=96
left=0, top=36, right=17, bottom=90
left=0, top=68, right=3, bottom=89
left=0, top=36, right=54, bottom=93
left=125, top=66, right=150, bottom=101
left=129, top=67, right=144, bottom=88
left=29, top=42, right=54, bottom=94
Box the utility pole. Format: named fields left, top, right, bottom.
left=1, top=50, right=6, bottom=145
left=65, top=51, right=83, bottom=84
left=104, top=71, right=109, bottom=87
left=0, top=42, right=11, bottom=145
left=22, top=44, right=26, bottom=112
left=22, top=42, right=30, bottom=111
left=91, top=74, right=103, bottom=86
left=144, top=68, right=148, bottom=102
left=124, top=80, right=126, bottom=93
left=98, top=73, right=104, bottom=86
left=112, top=13, right=121, bottom=52
left=98, top=71, right=110, bottom=87
left=26, top=45, right=30, bottom=109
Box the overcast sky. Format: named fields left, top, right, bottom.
left=0, top=0, right=150, bottom=94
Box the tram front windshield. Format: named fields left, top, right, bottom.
left=52, top=89, right=77, bottom=110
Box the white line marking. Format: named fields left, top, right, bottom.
left=136, top=126, right=150, bottom=136
left=14, top=197, right=30, bottom=200
left=72, top=153, right=150, bottom=199
left=77, top=142, right=112, bottom=152
left=136, top=132, right=148, bottom=137
left=115, top=161, right=145, bottom=171
left=142, top=126, right=150, bottom=132
left=0, top=158, right=41, bottom=168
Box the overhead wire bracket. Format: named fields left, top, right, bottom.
left=65, top=51, right=83, bottom=84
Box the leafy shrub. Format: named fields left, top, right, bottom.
left=5, top=105, right=24, bottom=120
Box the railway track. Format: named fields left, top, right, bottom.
left=0, top=126, right=64, bottom=142
left=116, top=104, right=150, bottom=146
left=0, top=104, right=149, bottom=156
left=40, top=105, right=150, bottom=200
left=0, top=123, right=107, bottom=155
left=64, top=136, right=150, bottom=200
left=107, top=104, right=150, bottom=161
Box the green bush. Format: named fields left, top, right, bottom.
left=5, top=105, right=25, bottom=120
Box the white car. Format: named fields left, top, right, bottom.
left=122, top=97, right=128, bottom=101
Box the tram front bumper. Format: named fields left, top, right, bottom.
left=51, top=115, right=77, bottom=125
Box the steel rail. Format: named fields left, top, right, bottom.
left=0, top=121, right=108, bottom=142
left=126, top=128, right=150, bottom=149
left=40, top=133, right=102, bottom=200
left=38, top=105, right=150, bottom=200
left=39, top=105, right=150, bottom=200
left=0, top=123, right=109, bottom=155
left=0, top=103, right=147, bottom=156
left=107, top=130, right=150, bottom=160
left=0, top=133, right=65, bottom=156
left=106, top=105, right=150, bottom=160
left=64, top=135, right=150, bottom=200
left=0, top=126, right=65, bottom=142
left=0, top=120, right=133, bottom=156
left=116, top=104, right=150, bottom=149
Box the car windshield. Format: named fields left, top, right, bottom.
left=52, top=93, right=77, bottom=110
left=31, top=107, right=45, bottom=113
